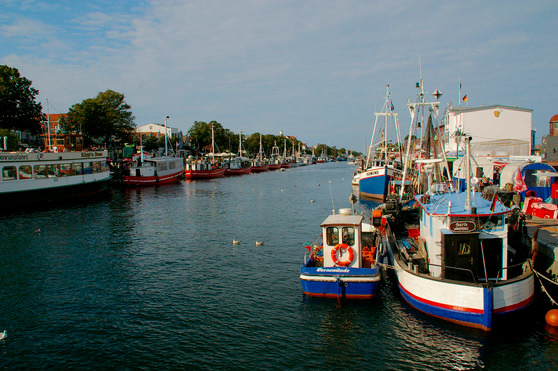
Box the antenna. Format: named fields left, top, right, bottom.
left=329, top=180, right=335, bottom=214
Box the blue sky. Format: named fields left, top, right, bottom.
left=1, top=0, right=556, bottom=152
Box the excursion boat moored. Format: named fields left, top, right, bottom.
left=300, top=208, right=382, bottom=299
left=383, top=138, right=534, bottom=331
left=0, top=150, right=111, bottom=208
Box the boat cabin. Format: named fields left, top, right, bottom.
left=320, top=209, right=377, bottom=268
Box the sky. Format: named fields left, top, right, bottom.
left=1, top=0, right=557, bottom=153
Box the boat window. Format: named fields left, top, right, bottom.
left=2, top=166, right=17, bottom=181
left=33, top=165, right=48, bottom=179
left=524, top=169, right=550, bottom=188
left=60, top=164, right=71, bottom=176
left=169, top=160, right=178, bottom=170
left=19, top=165, right=32, bottom=180
left=92, top=161, right=101, bottom=173
left=478, top=215, right=504, bottom=230
left=158, top=162, right=169, bottom=171
left=83, top=162, right=93, bottom=174
left=71, top=163, right=82, bottom=175
left=47, top=165, right=59, bottom=178
left=342, top=227, right=355, bottom=246
left=326, top=227, right=339, bottom=246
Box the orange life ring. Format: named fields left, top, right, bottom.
left=331, top=243, right=354, bottom=267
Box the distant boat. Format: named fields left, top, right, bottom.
left=251, top=134, right=269, bottom=173
left=300, top=208, right=382, bottom=299
left=225, top=131, right=252, bottom=175
left=125, top=153, right=183, bottom=186
left=359, top=85, right=403, bottom=201
left=268, top=141, right=281, bottom=170
left=185, top=124, right=226, bottom=179
left=124, top=117, right=183, bottom=186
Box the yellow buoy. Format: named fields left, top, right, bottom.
left=545, top=309, right=558, bottom=327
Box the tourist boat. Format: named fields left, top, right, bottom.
left=359, top=85, right=404, bottom=201
left=124, top=118, right=183, bottom=186
left=300, top=208, right=382, bottom=299
left=0, top=149, right=111, bottom=207
left=184, top=124, right=226, bottom=179
left=382, top=136, right=534, bottom=331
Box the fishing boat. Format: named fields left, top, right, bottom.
left=382, top=135, right=534, bottom=331
left=358, top=85, right=404, bottom=201
left=300, top=208, right=382, bottom=299
left=268, top=141, right=281, bottom=170
left=124, top=117, right=183, bottom=186
left=0, top=150, right=111, bottom=208
left=225, top=132, right=252, bottom=175
left=251, top=135, right=269, bottom=173
left=184, top=124, right=226, bottom=179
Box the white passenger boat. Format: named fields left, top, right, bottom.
left=0, top=150, right=110, bottom=207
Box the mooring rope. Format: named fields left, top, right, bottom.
left=532, top=267, right=558, bottom=306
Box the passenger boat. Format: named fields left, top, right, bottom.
left=300, top=208, right=382, bottom=299
left=382, top=136, right=534, bottom=331
left=359, top=85, right=403, bottom=201
left=124, top=118, right=183, bottom=186
left=0, top=150, right=111, bottom=207
left=184, top=124, right=226, bottom=179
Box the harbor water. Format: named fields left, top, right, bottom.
left=0, top=162, right=557, bottom=369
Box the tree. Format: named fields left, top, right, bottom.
left=0, top=129, right=20, bottom=150
left=65, top=90, right=135, bottom=146
left=187, top=120, right=234, bottom=155
left=0, top=65, right=43, bottom=133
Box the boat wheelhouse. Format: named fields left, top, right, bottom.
left=300, top=208, right=382, bottom=299
left=383, top=137, right=534, bottom=331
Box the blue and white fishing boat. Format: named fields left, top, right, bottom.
left=383, top=135, right=534, bottom=331
left=358, top=85, right=403, bottom=200
left=300, top=208, right=382, bottom=299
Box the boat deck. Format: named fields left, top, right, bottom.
left=524, top=216, right=558, bottom=277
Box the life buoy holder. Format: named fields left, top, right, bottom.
left=331, top=243, right=354, bottom=267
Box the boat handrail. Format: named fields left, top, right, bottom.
left=409, top=261, right=477, bottom=284
left=494, top=260, right=533, bottom=283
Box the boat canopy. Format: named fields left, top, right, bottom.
left=499, top=161, right=556, bottom=200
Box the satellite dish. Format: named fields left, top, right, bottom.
left=471, top=177, right=479, bottom=186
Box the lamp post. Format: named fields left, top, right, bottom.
left=164, top=116, right=169, bottom=156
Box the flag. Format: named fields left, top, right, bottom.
left=490, top=194, right=498, bottom=212
left=390, top=102, right=394, bottom=111
left=462, top=94, right=468, bottom=102
left=513, top=169, right=527, bottom=193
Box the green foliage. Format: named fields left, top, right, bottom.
left=0, top=129, right=20, bottom=150
left=65, top=89, right=135, bottom=146
left=0, top=65, right=43, bottom=133
left=187, top=121, right=236, bottom=154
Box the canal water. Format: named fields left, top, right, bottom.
left=0, top=162, right=556, bottom=369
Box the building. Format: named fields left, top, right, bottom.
left=541, top=114, right=558, bottom=169
left=442, top=105, right=533, bottom=158
left=137, top=123, right=179, bottom=138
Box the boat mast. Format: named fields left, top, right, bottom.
left=211, top=124, right=215, bottom=164
left=238, top=131, right=243, bottom=157
left=465, top=135, right=472, bottom=211
left=164, top=115, right=169, bottom=156
left=47, top=99, right=51, bottom=150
